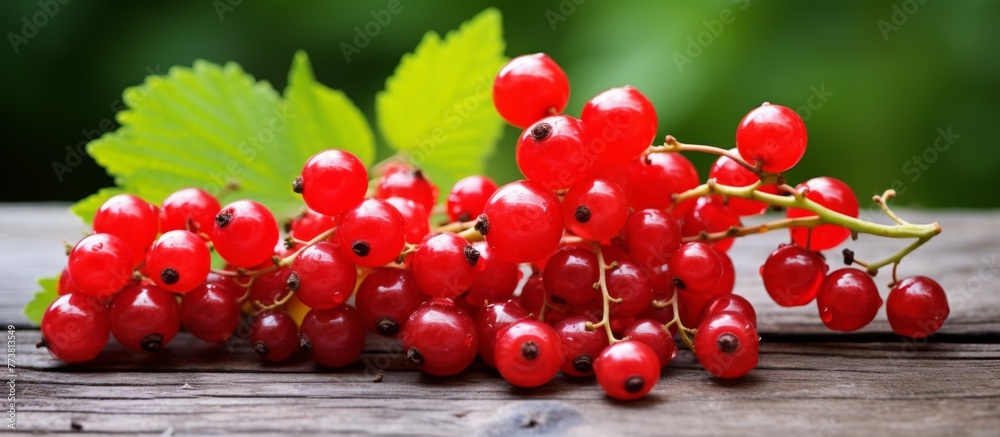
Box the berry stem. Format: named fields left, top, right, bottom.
left=860, top=236, right=931, bottom=276
left=682, top=216, right=824, bottom=243
left=586, top=244, right=620, bottom=345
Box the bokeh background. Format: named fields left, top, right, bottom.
left=2, top=0, right=998, bottom=207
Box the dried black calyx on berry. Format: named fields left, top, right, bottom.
left=140, top=334, right=164, bottom=353
left=474, top=214, right=490, bottom=235
left=520, top=341, right=540, bottom=360
left=215, top=209, right=234, bottom=228
left=842, top=248, right=855, bottom=265
left=407, top=346, right=425, bottom=366
left=160, top=268, right=180, bottom=285
left=573, top=355, right=593, bottom=373
left=574, top=205, right=592, bottom=223
left=253, top=341, right=270, bottom=356
left=718, top=333, right=740, bottom=354
left=530, top=122, right=552, bottom=142
left=464, top=245, right=481, bottom=266
left=375, top=317, right=400, bottom=337
left=624, top=376, right=645, bottom=394
left=672, top=277, right=686, bottom=290
left=352, top=241, right=371, bottom=257
left=298, top=335, right=312, bottom=353
left=292, top=176, right=304, bottom=194
left=287, top=272, right=301, bottom=291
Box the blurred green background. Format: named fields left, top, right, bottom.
left=2, top=0, right=998, bottom=207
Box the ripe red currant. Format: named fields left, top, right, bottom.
left=563, top=178, right=629, bottom=241
left=476, top=300, right=530, bottom=368
left=736, top=103, right=807, bottom=173
left=180, top=282, right=241, bottom=342
left=816, top=268, right=882, bottom=332
left=516, top=115, right=594, bottom=190
left=401, top=299, right=478, bottom=376
left=701, top=294, right=757, bottom=329
left=606, top=258, right=654, bottom=318
left=581, top=86, right=658, bottom=166
left=447, top=175, right=498, bottom=222
left=145, top=230, right=211, bottom=293
left=375, top=166, right=438, bottom=213
left=622, top=319, right=677, bottom=368
left=681, top=196, right=742, bottom=253
left=213, top=200, right=280, bottom=268
left=250, top=311, right=299, bottom=362
left=708, top=150, right=779, bottom=216
left=40, top=294, right=110, bottom=363
left=296, top=149, right=368, bottom=217
left=384, top=196, right=430, bottom=245
left=289, top=241, right=356, bottom=310
left=494, top=320, right=563, bottom=388
left=288, top=208, right=337, bottom=242
left=464, top=241, right=520, bottom=306
left=669, top=242, right=724, bottom=294
left=493, top=53, right=570, bottom=128
left=336, top=198, right=406, bottom=268
left=694, top=311, right=759, bottom=379
left=158, top=188, right=221, bottom=239
left=93, top=193, right=158, bottom=266
left=886, top=276, right=949, bottom=338
left=299, top=305, right=366, bottom=367
left=543, top=247, right=599, bottom=306
left=552, top=315, right=608, bottom=377
left=760, top=244, right=828, bottom=307
left=354, top=267, right=427, bottom=338
left=594, top=340, right=661, bottom=401
left=410, top=232, right=480, bottom=298
left=67, top=233, right=133, bottom=298
left=786, top=177, right=859, bottom=250
left=630, top=152, right=700, bottom=214
left=479, top=180, right=564, bottom=263
left=621, top=209, right=682, bottom=292
left=109, top=283, right=180, bottom=353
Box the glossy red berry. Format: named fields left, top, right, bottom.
left=816, top=268, right=882, bottom=332
left=543, top=247, right=599, bottom=306
left=464, top=242, right=520, bottom=306
left=299, top=306, right=366, bottom=367
left=786, top=177, right=859, bottom=251
left=669, top=242, right=724, bottom=294
left=516, top=275, right=545, bottom=315
left=621, top=209, right=682, bottom=291
left=109, top=283, right=180, bottom=353
left=447, top=175, right=499, bottom=222
left=694, top=311, right=759, bottom=379
left=145, top=230, right=211, bottom=293
left=630, top=152, right=700, bottom=214
left=57, top=268, right=80, bottom=296
left=213, top=200, right=280, bottom=268
left=516, top=115, right=594, bottom=190
left=67, top=233, right=133, bottom=298
left=622, top=319, right=677, bottom=368
left=288, top=208, right=337, bottom=242
left=492, top=53, right=570, bottom=128
left=735, top=103, right=807, bottom=173
left=355, top=267, right=427, bottom=338
left=581, top=86, right=658, bottom=165
left=248, top=265, right=292, bottom=307
left=158, top=188, right=221, bottom=239
left=289, top=241, right=357, bottom=310
left=708, top=150, right=779, bottom=216
left=681, top=196, right=742, bottom=253
left=375, top=166, right=438, bottom=213
left=760, top=244, right=828, bottom=307
left=563, top=178, right=629, bottom=241
left=476, top=300, right=530, bottom=368
left=701, top=294, right=757, bottom=329
left=401, top=299, right=478, bottom=376
left=336, top=198, right=406, bottom=268
left=93, top=194, right=158, bottom=266
left=250, top=311, right=299, bottom=362
left=494, top=320, right=563, bottom=388
left=552, top=315, right=608, bottom=377
left=410, top=233, right=480, bottom=298
left=296, top=149, right=368, bottom=217
left=40, top=294, right=110, bottom=363
left=479, top=180, right=564, bottom=263
left=594, top=340, right=661, bottom=401
left=606, top=258, right=654, bottom=318
left=887, top=276, right=950, bottom=338
left=384, top=196, right=430, bottom=245
left=180, top=282, right=241, bottom=342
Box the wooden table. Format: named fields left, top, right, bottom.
left=3, top=205, right=999, bottom=436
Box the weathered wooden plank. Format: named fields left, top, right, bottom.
left=11, top=331, right=1000, bottom=436
left=3, top=205, right=999, bottom=335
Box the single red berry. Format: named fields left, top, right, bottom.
left=786, top=177, right=859, bottom=251
left=375, top=166, right=438, bottom=214
left=494, top=320, right=563, bottom=388
left=606, top=258, right=654, bottom=318
left=493, top=53, right=570, bottom=128
left=158, top=188, right=221, bottom=239
left=299, top=306, right=366, bottom=367
left=681, top=196, right=743, bottom=253
left=563, top=178, right=629, bottom=241
left=543, top=247, right=599, bottom=306
left=701, top=294, right=758, bottom=330
left=622, top=319, right=677, bottom=368
left=479, top=180, right=564, bottom=263
left=354, top=267, right=427, bottom=338
left=289, top=241, right=356, bottom=310
left=297, top=149, right=368, bottom=217
left=180, top=282, right=241, bottom=342
left=816, top=268, right=882, bottom=332
left=288, top=208, right=337, bottom=242
left=886, top=276, right=949, bottom=338
left=516, top=275, right=545, bottom=316
left=250, top=311, right=299, bottom=362
left=694, top=311, right=759, bottom=379
left=736, top=103, right=807, bottom=173
left=146, top=230, right=211, bottom=293
left=669, top=242, right=724, bottom=294
left=41, top=294, right=110, bottom=363
left=476, top=300, right=530, bottom=368
left=401, top=299, right=478, bottom=376
left=516, top=115, right=594, bottom=190
left=464, top=241, right=520, bottom=306
left=621, top=209, right=682, bottom=293
left=93, top=193, right=158, bottom=266
left=213, top=200, right=280, bottom=268
left=57, top=268, right=80, bottom=296
left=581, top=86, right=658, bottom=166
left=447, top=175, right=498, bottom=222
left=384, top=196, right=430, bottom=245
left=630, top=152, right=700, bottom=215
left=336, top=198, right=406, bottom=268
left=552, top=315, right=608, bottom=377
left=410, top=233, right=480, bottom=298
left=708, top=150, right=780, bottom=216
left=109, top=283, right=180, bottom=353
left=760, top=244, right=828, bottom=307
left=67, top=233, right=133, bottom=298
left=594, top=340, right=661, bottom=401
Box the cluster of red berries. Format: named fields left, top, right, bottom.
left=40, top=52, right=949, bottom=401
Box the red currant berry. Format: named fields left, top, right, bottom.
left=669, top=242, right=724, bottom=294
left=516, top=115, right=594, bottom=190
left=213, top=200, right=280, bottom=268
left=180, top=282, right=241, bottom=342
left=494, top=320, right=563, bottom=388
left=67, top=233, right=133, bottom=298
left=786, top=177, right=859, bottom=250
left=563, top=178, right=629, bottom=241
left=159, top=188, right=221, bottom=239
left=447, top=175, right=498, bottom=222
left=681, top=196, right=742, bottom=253
left=760, top=244, right=828, bottom=307
left=701, top=294, right=757, bottom=329
left=543, top=247, right=599, bottom=306
left=401, top=299, right=478, bottom=376
left=694, top=311, right=759, bottom=379
left=581, top=86, right=658, bottom=165
left=516, top=275, right=545, bottom=315
left=109, top=283, right=180, bottom=353
left=493, top=53, right=570, bottom=128
left=384, top=196, right=430, bottom=245
left=735, top=103, right=807, bottom=173
left=93, top=194, right=158, bottom=266
left=594, top=340, right=660, bottom=401
left=476, top=300, right=530, bottom=368
left=288, top=208, right=337, bottom=242
left=621, top=209, right=682, bottom=290
left=296, top=149, right=368, bottom=217
left=887, top=276, right=949, bottom=338
left=410, top=233, right=480, bottom=298
left=552, top=315, right=608, bottom=377
left=622, top=319, right=677, bottom=368
left=145, top=230, right=211, bottom=293
left=248, top=265, right=292, bottom=307
left=630, top=152, right=700, bottom=214
left=250, top=311, right=299, bottom=362
left=40, top=294, right=110, bottom=363
left=606, top=258, right=654, bottom=318
left=375, top=166, right=438, bottom=213
left=289, top=241, right=356, bottom=310
left=57, top=268, right=80, bottom=296
left=479, top=180, right=564, bottom=263
left=816, top=268, right=882, bottom=332
left=299, top=305, right=366, bottom=367
left=464, top=241, right=520, bottom=306
left=355, top=267, right=427, bottom=338
left=708, top=150, right=779, bottom=216
left=336, top=199, right=406, bottom=268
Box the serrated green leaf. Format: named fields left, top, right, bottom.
left=376, top=8, right=507, bottom=197
left=285, top=51, right=376, bottom=168
left=25, top=276, right=58, bottom=325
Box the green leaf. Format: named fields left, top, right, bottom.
left=376, top=8, right=507, bottom=197
left=75, top=56, right=374, bottom=224
left=25, top=276, right=58, bottom=325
